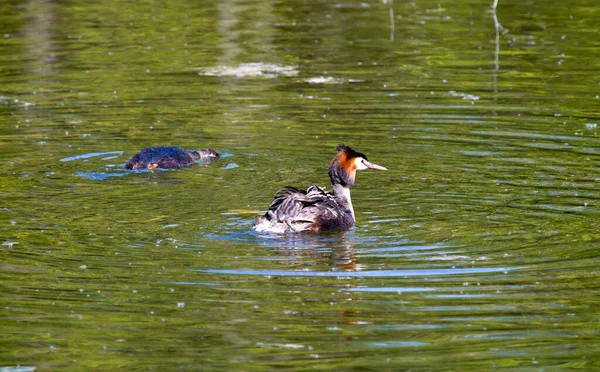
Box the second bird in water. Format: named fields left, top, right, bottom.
left=125, top=146, right=218, bottom=170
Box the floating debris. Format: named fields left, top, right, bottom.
left=305, top=76, right=363, bottom=84
left=448, top=90, right=480, bottom=101
left=197, top=63, right=298, bottom=78
left=0, top=95, right=34, bottom=107
left=305, top=76, right=339, bottom=84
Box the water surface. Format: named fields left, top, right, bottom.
left=2, top=0, right=600, bottom=370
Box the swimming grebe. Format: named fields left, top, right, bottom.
left=125, top=146, right=218, bottom=170
left=253, top=144, right=386, bottom=233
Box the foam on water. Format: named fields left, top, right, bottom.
left=197, top=63, right=298, bottom=78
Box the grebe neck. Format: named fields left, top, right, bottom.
left=332, top=183, right=355, bottom=223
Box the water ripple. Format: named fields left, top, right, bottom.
left=196, top=267, right=513, bottom=277
left=75, top=171, right=127, bottom=180
left=60, top=151, right=123, bottom=162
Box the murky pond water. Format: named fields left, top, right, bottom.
left=2, top=0, right=600, bottom=370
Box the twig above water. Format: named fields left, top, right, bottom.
left=382, top=0, right=394, bottom=41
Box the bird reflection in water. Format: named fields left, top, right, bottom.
left=256, top=230, right=357, bottom=272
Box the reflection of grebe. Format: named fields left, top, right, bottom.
left=257, top=231, right=357, bottom=271
left=253, top=144, right=386, bottom=233
left=125, top=146, right=218, bottom=170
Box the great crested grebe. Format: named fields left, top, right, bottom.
left=125, top=146, right=218, bottom=170
left=253, top=144, right=387, bottom=233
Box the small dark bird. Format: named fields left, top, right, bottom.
left=253, top=144, right=386, bottom=233
left=125, top=146, right=218, bottom=170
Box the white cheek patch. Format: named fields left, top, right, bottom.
left=355, top=157, right=368, bottom=170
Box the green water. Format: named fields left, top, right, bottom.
left=2, top=0, right=600, bottom=370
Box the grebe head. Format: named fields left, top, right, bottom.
left=192, top=149, right=219, bottom=159
left=328, top=144, right=387, bottom=187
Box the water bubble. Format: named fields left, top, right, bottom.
left=2, top=241, right=18, bottom=248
